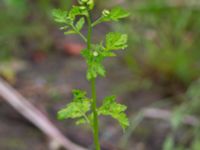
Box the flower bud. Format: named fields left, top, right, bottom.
left=79, top=6, right=86, bottom=10
left=78, top=0, right=94, bottom=10
left=93, top=51, right=98, bottom=57
left=78, top=0, right=88, bottom=4
left=102, top=10, right=110, bottom=17
left=87, top=0, right=94, bottom=10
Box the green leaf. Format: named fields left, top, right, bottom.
left=76, top=113, right=94, bottom=126
left=75, top=17, right=85, bottom=31
left=68, top=6, right=88, bottom=20
left=92, top=7, right=129, bottom=27
left=52, top=9, right=68, bottom=24
left=81, top=43, right=117, bottom=80
left=57, top=101, right=90, bottom=120
left=81, top=44, right=108, bottom=80
left=76, top=118, right=87, bottom=125
left=72, top=89, right=87, bottom=101
left=87, top=62, right=106, bottom=80
left=98, top=96, right=129, bottom=130
left=57, top=90, right=90, bottom=123
left=104, top=7, right=130, bottom=21
left=106, top=32, right=128, bottom=50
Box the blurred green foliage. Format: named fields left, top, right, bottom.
left=104, top=0, right=200, bottom=149
left=0, top=0, right=72, bottom=81
left=114, top=0, right=200, bottom=85
left=0, top=0, right=72, bottom=61
left=163, top=79, right=200, bottom=150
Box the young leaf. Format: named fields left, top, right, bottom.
left=52, top=9, right=68, bottom=24
left=92, top=7, right=129, bottom=26
left=81, top=43, right=118, bottom=80
left=98, top=96, right=129, bottom=130
left=87, top=62, right=106, bottom=80
left=81, top=45, right=108, bottom=80
left=105, top=32, right=128, bottom=50
left=68, top=6, right=88, bottom=20
left=76, top=17, right=85, bottom=31
left=103, top=7, right=130, bottom=21
left=72, top=89, right=87, bottom=101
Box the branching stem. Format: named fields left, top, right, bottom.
left=71, top=24, right=87, bottom=42
left=92, top=16, right=104, bottom=27
left=86, top=12, right=101, bottom=150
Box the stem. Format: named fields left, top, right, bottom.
left=71, top=25, right=87, bottom=42
left=91, top=78, right=100, bottom=150
left=92, top=16, right=104, bottom=27
left=86, top=13, right=101, bottom=150
left=78, top=110, right=91, bottom=126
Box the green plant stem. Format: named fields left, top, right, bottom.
left=91, top=78, right=100, bottom=150
left=71, top=24, right=87, bottom=42
left=92, top=16, right=104, bottom=27
left=87, top=12, right=101, bottom=150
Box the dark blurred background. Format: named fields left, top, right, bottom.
left=0, top=0, right=200, bottom=150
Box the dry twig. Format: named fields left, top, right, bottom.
left=0, top=78, right=87, bottom=150
left=142, top=108, right=199, bottom=126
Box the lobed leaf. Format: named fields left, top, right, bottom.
left=81, top=44, right=108, bottom=80
left=72, top=89, right=87, bottom=101
left=104, top=7, right=130, bottom=21
left=86, top=62, right=106, bottom=80
left=68, top=6, right=88, bottom=20
left=57, top=101, right=90, bottom=120
left=76, top=118, right=87, bottom=125
left=52, top=9, right=68, bottom=24
left=105, top=32, right=128, bottom=50
left=92, top=7, right=129, bottom=26
left=57, top=90, right=91, bottom=124
left=98, top=96, right=129, bottom=130
left=81, top=42, right=120, bottom=80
